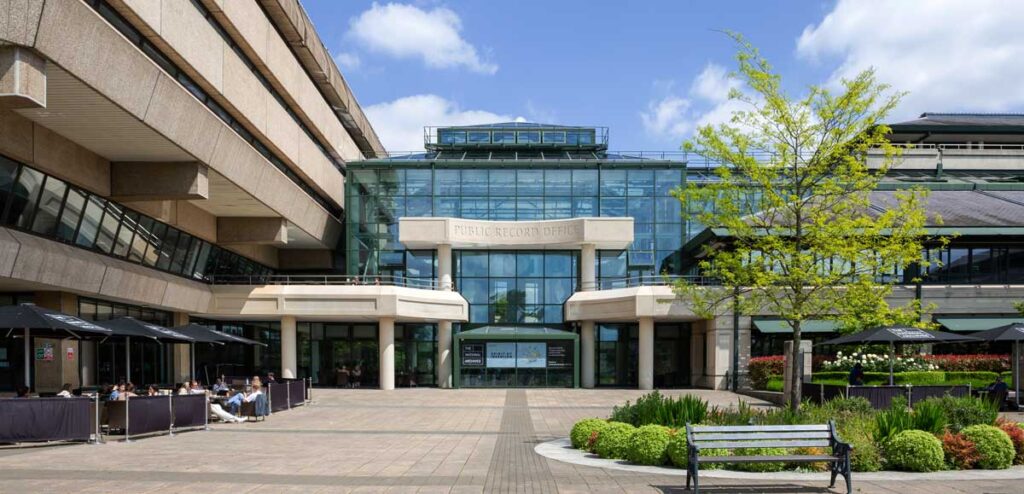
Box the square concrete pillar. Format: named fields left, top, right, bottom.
left=638, top=317, right=654, bottom=390
left=437, top=320, right=452, bottom=388
left=281, top=316, right=297, bottom=379
left=581, top=321, right=595, bottom=388
left=580, top=243, right=596, bottom=291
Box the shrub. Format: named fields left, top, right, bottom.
left=594, top=422, right=635, bottom=459
left=875, top=399, right=914, bottom=444
left=926, top=395, right=998, bottom=432
left=995, top=418, right=1024, bottom=465
left=941, top=431, right=980, bottom=470
left=910, top=399, right=948, bottom=435
left=821, top=351, right=933, bottom=373
left=961, top=425, right=1015, bottom=469
left=728, top=447, right=787, bottom=472
left=749, top=356, right=785, bottom=389
left=824, top=396, right=874, bottom=417
left=627, top=425, right=672, bottom=466
left=766, top=377, right=783, bottom=392
left=924, top=354, right=1010, bottom=372
left=570, top=418, right=608, bottom=450
left=945, top=371, right=999, bottom=383
left=837, top=415, right=882, bottom=472
left=609, top=391, right=708, bottom=428
left=893, top=371, right=946, bottom=386
left=788, top=447, right=830, bottom=471
left=666, top=429, right=688, bottom=467
left=884, top=430, right=945, bottom=472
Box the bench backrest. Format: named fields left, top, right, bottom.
left=686, top=422, right=836, bottom=451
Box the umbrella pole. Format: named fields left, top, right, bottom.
left=889, top=341, right=895, bottom=386
left=190, top=342, right=195, bottom=381
left=126, top=336, right=131, bottom=384
left=23, top=328, right=30, bottom=389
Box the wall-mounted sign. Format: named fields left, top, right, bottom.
left=462, top=343, right=485, bottom=367
left=547, top=341, right=572, bottom=369
left=66, top=347, right=75, bottom=361
left=486, top=342, right=516, bottom=368
left=35, top=343, right=54, bottom=361
left=516, top=342, right=546, bottom=368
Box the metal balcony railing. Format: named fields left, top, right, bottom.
left=208, top=275, right=441, bottom=290
left=584, top=275, right=716, bottom=291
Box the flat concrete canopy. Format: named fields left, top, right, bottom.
left=399, top=217, right=633, bottom=250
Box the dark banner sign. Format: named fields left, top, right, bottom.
left=462, top=343, right=485, bottom=367
left=172, top=394, right=206, bottom=429
left=547, top=341, right=573, bottom=369
left=0, top=397, right=92, bottom=443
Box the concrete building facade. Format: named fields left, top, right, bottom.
left=1, top=1, right=1022, bottom=393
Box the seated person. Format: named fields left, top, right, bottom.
left=15, top=386, right=29, bottom=398
left=146, top=385, right=159, bottom=397
left=108, top=383, right=121, bottom=401
left=119, top=383, right=138, bottom=400
left=266, top=372, right=276, bottom=384
left=212, top=378, right=230, bottom=395
left=209, top=402, right=245, bottom=423
left=227, top=382, right=263, bottom=415
left=987, top=376, right=1010, bottom=393
left=189, top=380, right=207, bottom=395
left=56, top=383, right=73, bottom=398
left=176, top=383, right=189, bottom=395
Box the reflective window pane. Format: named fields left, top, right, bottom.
left=461, top=278, right=488, bottom=304
left=573, top=170, right=598, bottom=196
left=7, top=166, right=44, bottom=228
left=655, top=169, right=682, bottom=196
left=94, top=203, right=122, bottom=254
left=169, top=233, right=191, bottom=273
left=545, top=170, right=571, bottom=196
left=406, top=250, right=434, bottom=278
left=112, top=210, right=138, bottom=258
left=156, top=227, right=178, bottom=270
left=56, top=188, right=85, bottom=242
left=627, top=170, right=654, bottom=196
left=516, top=197, right=542, bottom=220
left=468, top=131, right=490, bottom=144
left=75, top=196, right=105, bottom=249
left=405, top=169, right=432, bottom=196
left=544, top=197, right=571, bottom=219
left=489, top=170, right=515, bottom=195
left=434, top=169, right=460, bottom=195
left=492, top=132, right=515, bottom=144
left=600, top=170, right=626, bottom=197
left=0, top=157, right=19, bottom=216
left=489, top=252, right=516, bottom=277
left=517, top=253, right=543, bottom=277
left=459, top=252, right=488, bottom=277
left=544, top=278, right=573, bottom=304
left=627, top=198, right=654, bottom=223
left=517, top=131, right=540, bottom=144
left=517, top=170, right=544, bottom=196
left=545, top=252, right=573, bottom=277
left=573, top=197, right=598, bottom=216
left=600, top=197, right=626, bottom=217
left=30, top=176, right=67, bottom=236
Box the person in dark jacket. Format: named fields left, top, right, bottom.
left=848, top=362, right=865, bottom=385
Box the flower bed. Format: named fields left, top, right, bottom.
left=570, top=391, right=1023, bottom=473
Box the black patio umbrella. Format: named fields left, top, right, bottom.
left=98, top=317, right=196, bottom=384
left=172, top=324, right=266, bottom=383
left=969, top=323, right=1024, bottom=406
left=0, top=303, right=113, bottom=389
left=818, top=325, right=979, bottom=385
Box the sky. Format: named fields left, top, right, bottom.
left=301, top=0, right=1024, bottom=153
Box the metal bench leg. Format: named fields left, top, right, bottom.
left=692, top=466, right=700, bottom=494
left=829, top=460, right=838, bottom=488
left=685, top=466, right=691, bottom=490
left=844, top=457, right=852, bottom=494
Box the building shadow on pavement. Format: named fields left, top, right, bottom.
left=654, top=484, right=836, bottom=493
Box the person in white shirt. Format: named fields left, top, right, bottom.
left=56, top=383, right=72, bottom=398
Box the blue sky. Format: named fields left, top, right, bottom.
left=302, top=1, right=1024, bottom=152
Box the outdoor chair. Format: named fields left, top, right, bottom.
left=240, top=393, right=269, bottom=422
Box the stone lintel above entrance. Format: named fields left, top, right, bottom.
left=398, top=217, right=633, bottom=250
left=206, top=284, right=469, bottom=323
left=564, top=286, right=701, bottom=322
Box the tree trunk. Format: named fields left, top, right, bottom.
left=788, top=320, right=803, bottom=411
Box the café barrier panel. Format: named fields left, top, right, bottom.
left=0, top=397, right=92, bottom=443
left=172, top=394, right=208, bottom=430
left=287, top=380, right=305, bottom=408
left=126, top=395, right=172, bottom=438
left=268, top=382, right=289, bottom=413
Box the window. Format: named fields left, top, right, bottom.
left=440, top=130, right=467, bottom=144
left=542, top=131, right=566, bottom=144
left=56, top=188, right=85, bottom=243
left=30, top=176, right=67, bottom=236
left=572, top=170, right=599, bottom=196
left=567, top=131, right=595, bottom=145
left=75, top=196, right=105, bottom=249
left=6, top=166, right=44, bottom=228
left=468, top=131, right=490, bottom=144
left=517, top=131, right=540, bottom=144
left=600, top=170, right=627, bottom=197
left=493, top=131, right=515, bottom=144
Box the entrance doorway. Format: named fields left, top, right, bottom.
left=310, top=324, right=378, bottom=388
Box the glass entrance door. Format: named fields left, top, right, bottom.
left=319, top=324, right=379, bottom=388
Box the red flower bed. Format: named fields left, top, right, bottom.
left=923, top=354, right=1010, bottom=372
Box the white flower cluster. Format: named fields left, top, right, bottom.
left=821, top=351, right=934, bottom=373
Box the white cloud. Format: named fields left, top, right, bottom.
left=347, top=3, right=497, bottom=75
left=334, top=52, right=361, bottom=71
left=365, top=94, right=524, bottom=151
left=797, top=0, right=1024, bottom=117
left=640, top=64, right=744, bottom=141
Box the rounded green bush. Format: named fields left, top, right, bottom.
left=627, top=425, right=672, bottom=466
left=962, top=425, right=1015, bottom=470
left=728, top=447, right=788, bottom=472
left=666, top=430, right=688, bottom=467
left=594, top=422, right=636, bottom=459
left=570, top=418, right=608, bottom=450
left=884, top=430, right=945, bottom=472
left=849, top=436, right=883, bottom=472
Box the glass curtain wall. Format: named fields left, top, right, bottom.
left=346, top=166, right=686, bottom=283
left=78, top=297, right=173, bottom=386
left=301, top=322, right=436, bottom=388
left=0, top=154, right=273, bottom=282
left=596, top=323, right=638, bottom=387
left=456, top=250, right=577, bottom=325
left=190, top=319, right=281, bottom=382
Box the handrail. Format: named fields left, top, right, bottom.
left=584, top=275, right=715, bottom=290
left=884, top=143, right=1024, bottom=151
left=208, top=274, right=442, bottom=290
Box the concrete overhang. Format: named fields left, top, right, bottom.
left=205, top=285, right=469, bottom=323
left=1, top=1, right=340, bottom=249
left=0, top=227, right=211, bottom=314
left=399, top=217, right=634, bottom=250
left=564, top=286, right=701, bottom=322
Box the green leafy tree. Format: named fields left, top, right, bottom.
left=1015, top=301, right=1024, bottom=316
left=674, top=35, right=936, bottom=409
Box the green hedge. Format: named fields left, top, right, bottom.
left=962, top=425, right=1015, bottom=469
left=811, top=371, right=1005, bottom=387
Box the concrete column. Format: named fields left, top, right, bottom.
left=437, top=321, right=452, bottom=388
left=438, top=243, right=452, bottom=290
left=581, top=321, right=596, bottom=388
left=581, top=243, right=596, bottom=291
left=379, top=318, right=395, bottom=390
left=639, top=317, right=654, bottom=390
left=281, top=316, right=297, bottom=379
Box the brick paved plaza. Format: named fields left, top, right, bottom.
left=0, top=388, right=1021, bottom=493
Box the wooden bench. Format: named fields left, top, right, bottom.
left=685, top=422, right=851, bottom=494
